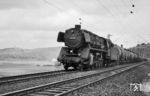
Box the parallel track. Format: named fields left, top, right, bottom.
left=0, top=70, right=76, bottom=85
left=1, top=62, right=146, bottom=96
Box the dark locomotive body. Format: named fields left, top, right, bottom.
left=57, top=25, right=144, bottom=71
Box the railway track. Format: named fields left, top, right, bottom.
left=0, top=70, right=76, bottom=85
left=1, top=62, right=146, bottom=96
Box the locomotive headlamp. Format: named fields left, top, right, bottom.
left=70, top=50, right=73, bottom=53
left=78, top=53, right=81, bottom=56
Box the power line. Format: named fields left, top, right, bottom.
left=69, top=0, right=88, bottom=14
left=96, top=0, right=134, bottom=44
left=122, top=0, right=130, bottom=7
left=69, top=0, right=107, bottom=28
left=123, top=0, right=149, bottom=43
left=96, top=0, right=116, bottom=18
left=43, top=0, right=64, bottom=12
left=97, top=0, right=148, bottom=44
left=106, top=0, right=149, bottom=44
left=137, top=34, right=149, bottom=43
left=108, top=0, right=124, bottom=15
left=96, top=0, right=147, bottom=46
left=43, top=0, right=82, bottom=25
left=43, top=0, right=148, bottom=44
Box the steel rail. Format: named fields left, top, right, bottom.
left=56, top=62, right=146, bottom=96
left=1, top=62, right=146, bottom=96
left=0, top=70, right=77, bottom=85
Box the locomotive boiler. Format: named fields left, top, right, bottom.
left=57, top=25, right=143, bottom=71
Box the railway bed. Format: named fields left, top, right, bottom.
left=0, top=65, right=119, bottom=94
left=0, top=70, right=66, bottom=84
left=0, top=69, right=79, bottom=94
left=1, top=62, right=146, bottom=96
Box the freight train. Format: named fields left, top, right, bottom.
left=57, top=25, right=144, bottom=71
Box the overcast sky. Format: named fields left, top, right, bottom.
left=0, top=0, right=149, bottom=49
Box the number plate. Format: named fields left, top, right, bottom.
left=70, top=37, right=76, bottom=39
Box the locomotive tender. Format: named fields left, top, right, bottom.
left=57, top=25, right=141, bottom=70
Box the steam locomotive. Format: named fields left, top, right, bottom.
left=57, top=25, right=143, bottom=71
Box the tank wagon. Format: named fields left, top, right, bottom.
left=57, top=25, right=143, bottom=70
left=109, top=45, right=140, bottom=64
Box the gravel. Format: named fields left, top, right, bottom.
left=0, top=67, right=112, bottom=94
left=0, top=63, right=138, bottom=95
left=72, top=62, right=150, bottom=96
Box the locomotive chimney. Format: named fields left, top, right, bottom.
left=75, top=25, right=81, bottom=30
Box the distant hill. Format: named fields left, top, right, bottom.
left=1, top=43, right=149, bottom=61
left=129, top=43, right=150, bottom=58
left=0, top=47, right=61, bottom=61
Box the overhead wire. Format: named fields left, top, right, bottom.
left=43, top=0, right=98, bottom=27
left=108, top=0, right=124, bottom=15
left=122, top=0, right=130, bottom=7
left=43, top=0, right=64, bottom=12
left=96, top=0, right=116, bottom=18
left=96, top=0, right=133, bottom=45
left=67, top=0, right=89, bottom=26
left=124, top=0, right=150, bottom=43
left=68, top=0, right=87, bottom=14
left=43, top=0, right=148, bottom=44
left=106, top=0, right=134, bottom=42
left=103, top=0, right=149, bottom=44
left=69, top=0, right=108, bottom=30
left=43, top=0, right=81, bottom=23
